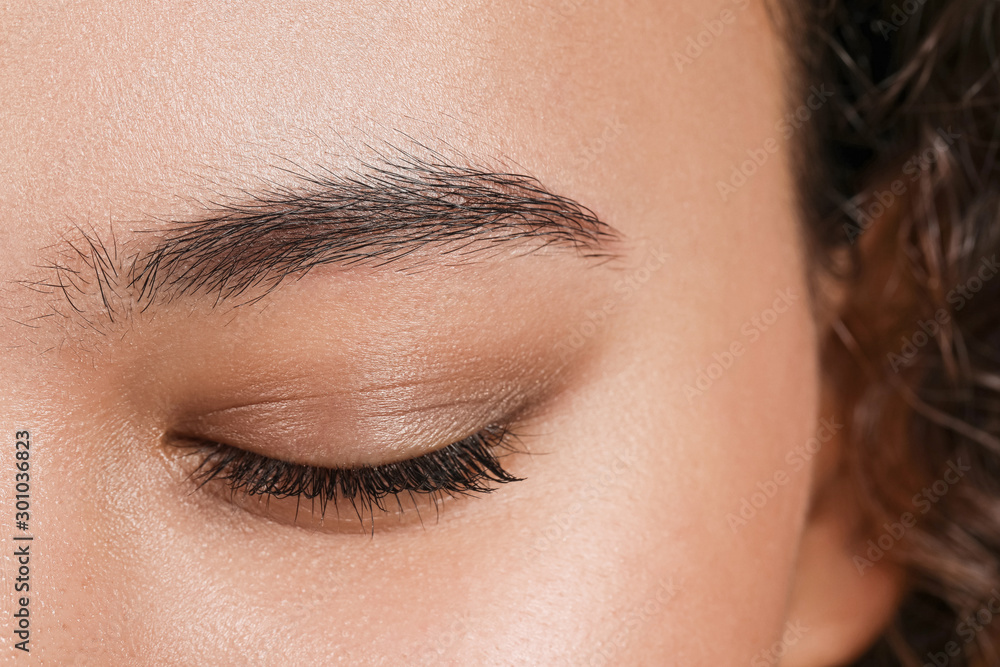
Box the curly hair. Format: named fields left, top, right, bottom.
left=785, top=1, right=1000, bottom=664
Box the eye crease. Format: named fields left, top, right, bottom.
left=172, top=423, right=525, bottom=531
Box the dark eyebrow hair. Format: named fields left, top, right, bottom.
left=131, top=153, right=618, bottom=308
left=23, top=149, right=619, bottom=329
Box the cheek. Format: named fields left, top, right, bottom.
left=523, top=216, right=820, bottom=659
left=670, top=284, right=818, bottom=658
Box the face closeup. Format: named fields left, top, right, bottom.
left=1, top=1, right=902, bottom=664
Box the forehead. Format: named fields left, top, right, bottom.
left=0, top=0, right=797, bottom=357
left=0, top=1, right=785, bottom=214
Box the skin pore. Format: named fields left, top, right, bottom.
left=2, top=1, right=902, bottom=664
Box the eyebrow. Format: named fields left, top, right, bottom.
left=24, top=149, right=619, bottom=328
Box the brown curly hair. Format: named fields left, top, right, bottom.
left=783, top=0, right=1000, bottom=664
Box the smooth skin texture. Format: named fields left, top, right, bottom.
left=1, top=1, right=902, bottom=664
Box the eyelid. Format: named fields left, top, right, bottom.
left=168, top=376, right=546, bottom=469
left=176, top=422, right=525, bottom=532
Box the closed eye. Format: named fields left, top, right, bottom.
left=174, top=423, right=524, bottom=532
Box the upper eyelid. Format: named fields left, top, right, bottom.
left=180, top=423, right=525, bottom=527
left=164, top=373, right=554, bottom=469
left=181, top=422, right=520, bottom=475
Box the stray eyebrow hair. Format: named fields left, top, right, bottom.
left=24, top=148, right=620, bottom=326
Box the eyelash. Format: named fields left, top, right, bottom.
left=181, top=424, right=523, bottom=525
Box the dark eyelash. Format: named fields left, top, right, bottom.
left=182, top=424, right=523, bottom=525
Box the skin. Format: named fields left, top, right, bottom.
left=0, top=1, right=903, bottom=664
